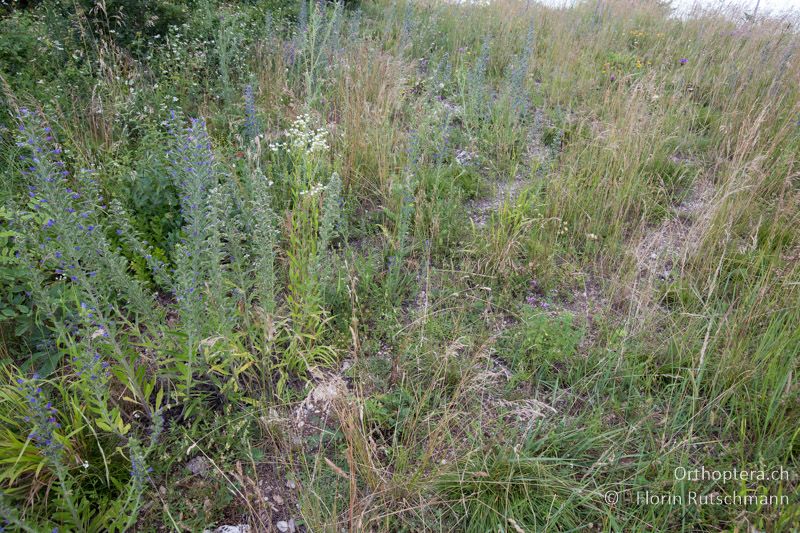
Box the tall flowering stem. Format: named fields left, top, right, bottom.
left=15, top=109, right=154, bottom=319
left=168, top=113, right=212, bottom=393
left=505, top=21, right=535, bottom=119
left=14, top=109, right=152, bottom=412
left=17, top=374, right=80, bottom=526
left=168, top=115, right=215, bottom=315
left=317, top=171, right=342, bottom=261
left=249, top=160, right=279, bottom=316
left=269, top=113, right=339, bottom=386
left=465, top=37, right=493, bottom=123
left=167, top=112, right=231, bottom=399
left=295, top=0, right=344, bottom=104
left=244, top=84, right=260, bottom=142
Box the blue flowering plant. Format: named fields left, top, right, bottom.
left=3, top=367, right=163, bottom=531
left=11, top=109, right=161, bottom=412
left=244, top=84, right=260, bottom=142
left=165, top=112, right=229, bottom=405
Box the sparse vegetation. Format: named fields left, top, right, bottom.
left=1, top=0, right=798, bottom=531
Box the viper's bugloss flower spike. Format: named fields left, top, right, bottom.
left=18, top=375, right=63, bottom=461
left=128, top=438, right=153, bottom=490
left=244, top=84, right=259, bottom=141
left=166, top=111, right=227, bottom=344
left=15, top=111, right=153, bottom=319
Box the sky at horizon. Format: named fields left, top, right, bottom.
left=672, top=0, right=798, bottom=14
left=535, top=0, right=799, bottom=16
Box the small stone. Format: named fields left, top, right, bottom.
left=186, top=456, right=210, bottom=477
left=273, top=494, right=284, bottom=505
left=214, top=526, right=250, bottom=533
left=276, top=521, right=289, bottom=532
left=286, top=479, right=296, bottom=490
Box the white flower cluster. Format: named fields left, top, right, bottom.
left=298, top=182, right=326, bottom=197
left=270, top=114, right=329, bottom=156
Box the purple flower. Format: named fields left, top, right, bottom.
left=75, top=347, right=112, bottom=382
left=129, top=440, right=153, bottom=487
left=18, top=375, right=63, bottom=460
left=679, top=58, right=688, bottom=65
left=244, top=84, right=259, bottom=141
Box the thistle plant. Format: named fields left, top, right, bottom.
left=329, top=1, right=345, bottom=55
left=115, top=421, right=163, bottom=532
left=386, top=124, right=422, bottom=294
left=206, top=183, right=237, bottom=330
left=66, top=335, right=123, bottom=437
left=347, top=8, right=362, bottom=39
left=19, top=375, right=63, bottom=460
left=508, top=31, right=533, bottom=118
left=8, top=152, right=161, bottom=526
left=433, top=109, right=454, bottom=166
left=0, top=492, right=41, bottom=533
left=170, top=114, right=230, bottom=303
left=298, top=0, right=309, bottom=37
left=315, top=169, right=344, bottom=302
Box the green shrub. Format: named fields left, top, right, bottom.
left=495, top=308, right=583, bottom=387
